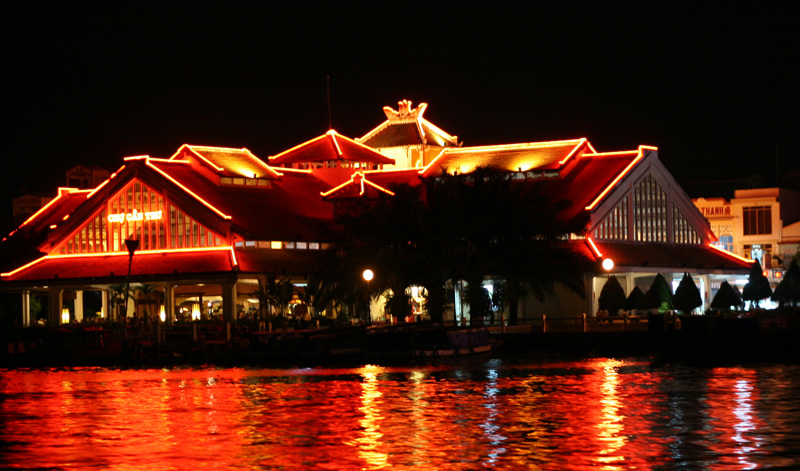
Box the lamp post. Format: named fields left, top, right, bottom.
left=122, top=238, right=139, bottom=357
left=362, top=269, right=374, bottom=323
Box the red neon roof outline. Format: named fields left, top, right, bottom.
left=269, top=130, right=395, bottom=165
left=1, top=246, right=237, bottom=278
left=320, top=171, right=396, bottom=197
left=419, top=138, right=589, bottom=177
left=86, top=164, right=126, bottom=200
left=143, top=158, right=232, bottom=220
left=584, top=145, right=658, bottom=211
left=170, top=144, right=282, bottom=179
left=168, top=145, right=225, bottom=171
left=708, top=243, right=754, bottom=264
left=7, top=188, right=88, bottom=237
left=586, top=237, right=603, bottom=259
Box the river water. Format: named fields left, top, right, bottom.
left=1, top=358, right=799, bottom=470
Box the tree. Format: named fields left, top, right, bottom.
left=109, top=283, right=135, bottom=321
left=711, top=280, right=743, bottom=312
left=673, top=273, right=702, bottom=314
left=331, top=170, right=591, bottom=325
left=742, top=260, right=772, bottom=308
left=598, top=275, right=626, bottom=315
left=624, top=286, right=645, bottom=311
left=639, top=274, right=673, bottom=311
left=772, top=259, right=800, bottom=307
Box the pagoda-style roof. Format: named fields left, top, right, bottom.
left=359, top=100, right=461, bottom=149
left=269, top=130, right=394, bottom=166
left=420, top=138, right=594, bottom=178
left=170, top=144, right=282, bottom=179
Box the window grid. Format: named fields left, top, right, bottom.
left=633, top=174, right=668, bottom=242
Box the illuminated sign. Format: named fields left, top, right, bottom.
left=107, top=209, right=163, bottom=223
left=699, top=205, right=731, bottom=217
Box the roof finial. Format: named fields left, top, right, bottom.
left=382, top=100, right=428, bottom=120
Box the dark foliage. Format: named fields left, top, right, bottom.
left=742, top=260, right=772, bottom=307
left=711, top=280, right=743, bottom=311
left=639, top=274, right=673, bottom=311
left=772, top=259, right=800, bottom=307
left=624, top=286, right=645, bottom=311
left=673, top=272, right=703, bottom=314
left=598, top=275, right=626, bottom=315
left=330, top=169, right=593, bottom=324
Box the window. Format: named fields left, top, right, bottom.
left=742, top=206, right=772, bottom=235
left=716, top=235, right=733, bottom=252
left=633, top=174, right=668, bottom=242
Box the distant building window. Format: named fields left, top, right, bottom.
left=716, top=235, right=733, bottom=252
left=743, top=206, right=772, bottom=235
left=244, top=240, right=256, bottom=248
left=296, top=242, right=307, bottom=249
left=309, top=242, right=320, bottom=250
left=270, top=241, right=282, bottom=250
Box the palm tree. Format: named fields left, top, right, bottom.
left=109, top=283, right=135, bottom=321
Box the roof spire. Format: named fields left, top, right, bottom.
left=383, top=99, right=427, bottom=121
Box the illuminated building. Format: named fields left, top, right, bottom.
left=1, top=100, right=752, bottom=326
left=694, top=188, right=800, bottom=303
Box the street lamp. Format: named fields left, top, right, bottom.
left=602, top=258, right=614, bottom=273
left=362, top=269, right=374, bottom=323
left=123, top=238, right=140, bottom=321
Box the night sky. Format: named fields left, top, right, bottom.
left=2, top=1, right=798, bottom=228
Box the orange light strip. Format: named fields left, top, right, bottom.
left=320, top=172, right=395, bottom=197
left=586, top=237, right=603, bottom=258
left=320, top=178, right=353, bottom=197
left=585, top=147, right=650, bottom=211
left=708, top=243, right=754, bottom=264
left=419, top=117, right=459, bottom=145
left=229, top=246, right=238, bottom=266
left=363, top=179, right=395, bottom=196
left=444, top=138, right=586, bottom=155
left=1, top=246, right=237, bottom=278
left=327, top=130, right=344, bottom=157
left=145, top=159, right=232, bottom=220
left=10, top=188, right=73, bottom=235
left=86, top=165, right=125, bottom=199
left=558, top=138, right=589, bottom=165
left=269, top=134, right=329, bottom=161
left=184, top=146, right=226, bottom=172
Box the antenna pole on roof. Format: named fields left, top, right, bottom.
left=326, top=75, right=332, bottom=130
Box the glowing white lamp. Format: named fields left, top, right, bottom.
left=61, top=308, right=70, bottom=325
left=159, top=305, right=166, bottom=323
left=191, top=304, right=201, bottom=321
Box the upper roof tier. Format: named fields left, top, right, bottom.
left=269, top=130, right=395, bottom=166
left=170, top=144, right=281, bottom=179
left=420, top=138, right=595, bottom=178
left=358, top=100, right=461, bottom=149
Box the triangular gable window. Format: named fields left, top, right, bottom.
left=633, top=174, right=668, bottom=242
left=58, top=180, right=224, bottom=254
left=594, top=199, right=628, bottom=240
left=673, top=203, right=702, bottom=244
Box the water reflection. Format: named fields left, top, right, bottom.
left=1, top=361, right=799, bottom=470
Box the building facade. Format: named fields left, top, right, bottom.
left=1, top=100, right=751, bottom=327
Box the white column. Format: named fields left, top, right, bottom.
left=101, top=290, right=108, bottom=321
left=74, top=290, right=84, bottom=323
left=22, top=291, right=31, bottom=326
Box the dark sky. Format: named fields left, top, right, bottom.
left=2, top=1, right=798, bottom=226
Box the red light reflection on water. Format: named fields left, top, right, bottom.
left=0, top=361, right=793, bottom=470
left=705, top=368, right=765, bottom=470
